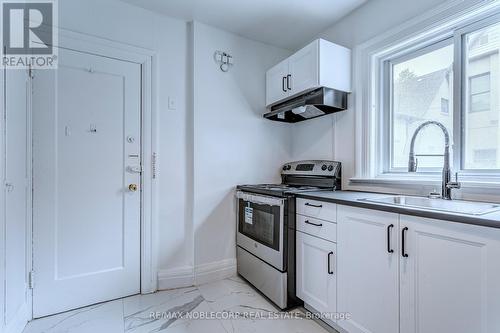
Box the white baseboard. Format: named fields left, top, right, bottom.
left=157, top=266, right=195, bottom=290
left=194, top=258, right=236, bottom=285
left=157, top=258, right=237, bottom=290
left=5, top=301, right=30, bottom=333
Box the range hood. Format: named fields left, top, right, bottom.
left=263, top=87, right=348, bottom=123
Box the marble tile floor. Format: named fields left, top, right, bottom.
left=23, top=276, right=332, bottom=333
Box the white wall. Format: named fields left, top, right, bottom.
left=192, top=22, right=292, bottom=279
left=291, top=0, right=450, bottom=189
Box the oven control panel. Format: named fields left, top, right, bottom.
left=281, top=160, right=341, bottom=177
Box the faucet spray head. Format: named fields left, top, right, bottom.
left=408, top=154, right=417, bottom=172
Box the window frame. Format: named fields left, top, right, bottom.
left=378, top=12, right=500, bottom=177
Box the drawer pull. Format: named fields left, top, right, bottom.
left=305, top=220, right=323, bottom=227
left=305, top=202, right=323, bottom=208
left=327, top=251, right=334, bottom=274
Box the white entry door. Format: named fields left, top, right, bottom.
left=33, top=48, right=142, bottom=318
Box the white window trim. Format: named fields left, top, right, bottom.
left=353, top=0, right=500, bottom=187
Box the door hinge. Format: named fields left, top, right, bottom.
left=152, top=152, right=157, bottom=179
left=28, top=271, right=34, bottom=289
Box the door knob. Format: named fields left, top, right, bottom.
left=128, top=184, right=138, bottom=192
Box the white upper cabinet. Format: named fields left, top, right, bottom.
left=337, top=205, right=400, bottom=333
left=400, top=215, right=500, bottom=333
left=288, top=41, right=319, bottom=95
left=266, top=39, right=351, bottom=107
left=265, top=59, right=289, bottom=107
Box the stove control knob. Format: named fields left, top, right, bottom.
left=287, top=165, right=292, bottom=170
left=328, top=165, right=334, bottom=172
left=321, top=164, right=327, bottom=171
left=283, top=165, right=288, bottom=171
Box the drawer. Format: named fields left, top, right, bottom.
left=297, top=198, right=336, bottom=222
left=296, top=214, right=336, bottom=243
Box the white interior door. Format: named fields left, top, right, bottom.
left=33, top=48, right=142, bottom=318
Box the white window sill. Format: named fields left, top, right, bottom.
left=350, top=175, right=500, bottom=190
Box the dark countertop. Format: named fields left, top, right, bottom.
left=296, top=190, right=500, bottom=229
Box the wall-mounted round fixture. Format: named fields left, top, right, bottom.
left=214, top=50, right=234, bottom=72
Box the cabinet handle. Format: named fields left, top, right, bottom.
left=282, top=76, right=287, bottom=92
left=402, top=227, right=409, bottom=258
left=305, top=202, right=322, bottom=208
left=387, top=224, right=394, bottom=253
left=287, top=74, right=291, bottom=90
left=327, top=251, right=334, bottom=274
left=305, top=220, right=323, bottom=227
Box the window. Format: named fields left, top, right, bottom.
left=388, top=42, right=454, bottom=171
left=468, top=73, right=490, bottom=113
left=463, top=21, right=499, bottom=170
left=381, top=17, right=500, bottom=175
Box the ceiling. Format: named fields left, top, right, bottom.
left=119, top=0, right=367, bottom=50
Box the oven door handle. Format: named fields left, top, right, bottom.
left=236, top=191, right=285, bottom=207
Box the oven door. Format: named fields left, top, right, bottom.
left=236, top=191, right=284, bottom=271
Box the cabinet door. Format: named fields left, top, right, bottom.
left=265, top=59, right=289, bottom=106
left=337, top=205, right=399, bottom=333
left=400, top=215, right=500, bottom=333
left=289, top=40, right=319, bottom=96
left=296, top=231, right=336, bottom=315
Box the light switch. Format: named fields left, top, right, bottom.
left=168, top=97, right=176, bottom=110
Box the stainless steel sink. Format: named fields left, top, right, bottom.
left=359, top=196, right=500, bottom=216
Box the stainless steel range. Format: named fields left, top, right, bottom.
left=236, top=160, right=341, bottom=309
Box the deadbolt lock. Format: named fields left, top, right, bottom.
left=128, top=184, right=138, bottom=192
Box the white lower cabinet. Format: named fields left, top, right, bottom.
left=332, top=204, right=500, bottom=333
left=337, top=205, right=400, bottom=333
left=296, top=230, right=336, bottom=317
left=400, top=215, right=500, bottom=333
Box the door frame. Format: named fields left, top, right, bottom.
left=1, top=63, right=33, bottom=332
left=30, top=28, right=159, bottom=317
left=1, top=51, right=6, bottom=331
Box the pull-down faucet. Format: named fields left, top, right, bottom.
left=408, top=121, right=460, bottom=200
